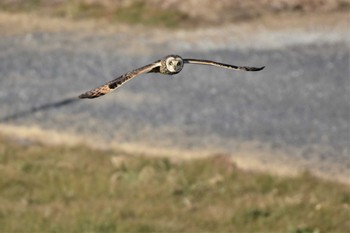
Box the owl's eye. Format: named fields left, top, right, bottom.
left=169, top=61, right=173, bottom=66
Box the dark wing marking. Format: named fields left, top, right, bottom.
left=79, top=62, right=161, bottom=99
left=183, top=59, right=265, bottom=71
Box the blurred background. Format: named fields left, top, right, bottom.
left=0, top=0, right=349, bottom=232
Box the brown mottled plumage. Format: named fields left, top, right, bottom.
left=79, top=54, right=264, bottom=99
left=79, top=63, right=161, bottom=99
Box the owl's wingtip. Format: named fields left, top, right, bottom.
left=255, top=66, right=265, bottom=71
left=245, top=66, right=265, bottom=71
left=79, top=91, right=105, bottom=99
left=78, top=92, right=95, bottom=99
left=78, top=93, right=87, bottom=99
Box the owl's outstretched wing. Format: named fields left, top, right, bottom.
left=79, top=62, right=161, bottom=99
left=183, top=59, right=264, bottom=71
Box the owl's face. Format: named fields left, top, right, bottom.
left=165, top=56, right=184, bottom=73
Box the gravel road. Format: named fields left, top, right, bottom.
left=0, top=21, right=349, bottom=180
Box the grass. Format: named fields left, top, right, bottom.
left=0, top=0, right=349, bottom=29
left=112, top=1, right=188, bottom=28
left=0, top=0, right=188, bottom=28
left=0, top=137, right=350, bottom=232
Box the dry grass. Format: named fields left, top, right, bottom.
left=0, top=136, right=350, bottom=232
left=0, top=0, right=187, bottom=28
left=0, top=0, right=349, bottom=28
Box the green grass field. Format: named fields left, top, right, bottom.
left=0, top=137, right=349, bottom=232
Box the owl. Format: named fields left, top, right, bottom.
left=79, top=54, right=264, bottom=99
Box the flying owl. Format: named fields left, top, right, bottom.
left=79, top=54, right=264, bottom=99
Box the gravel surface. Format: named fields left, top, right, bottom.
left=0, top=22, right=349, bottom=179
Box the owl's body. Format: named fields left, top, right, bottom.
left=150, top=54, right=184, bottom=75
left=79, top=54, right=264, bottom=99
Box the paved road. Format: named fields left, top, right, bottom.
left=0, top=27, right=349, bottom=178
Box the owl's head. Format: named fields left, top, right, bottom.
left=165, top=55, right=184, bottom=73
